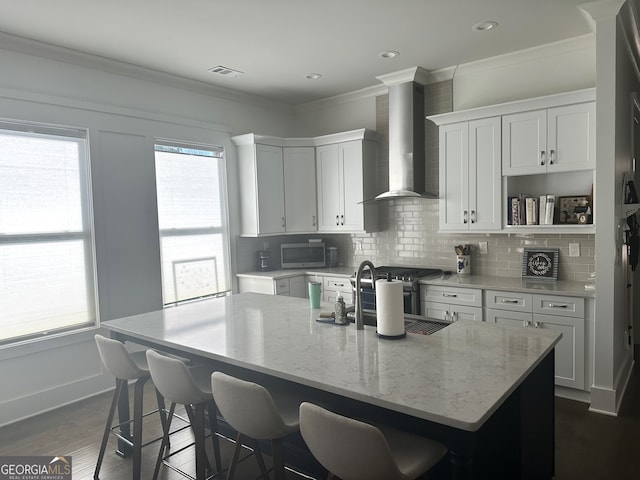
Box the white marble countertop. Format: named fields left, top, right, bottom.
left=420, top=273, right=595, bottom=297
left=103, top=292, right=560, bottom=432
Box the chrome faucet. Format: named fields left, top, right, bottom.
left=354, top=260, right=376, bottom=330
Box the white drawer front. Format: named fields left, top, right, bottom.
left=420, top=285, right=482, bottom=307
left=486, top=308, right=533, bottom=326
left=533, top=295, right=584, bottom=318
left=485, top=290, right=532, bottom=312
left=323, top=276, right=351, bottom=293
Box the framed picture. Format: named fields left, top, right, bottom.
left=521, top=247, right=559, bottom=281
left=557, top=195, right=592, bottom=224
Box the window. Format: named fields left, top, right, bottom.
left=154, top=141, right=231, bottom=304
left=0, top=121, right=97, bottom=346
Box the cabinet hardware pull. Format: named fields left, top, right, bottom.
left=341, top=214, right=344, bottom=225
left=336, top=215, right=339, bottom=226
left=312, top=215, right=316, bottom=226
left=534, top=321, right=542, bottom=328
left=471, top=210, right=476, bottom=223
left=502, top=299, right=519, bottom=304
left=443, top=293, right=457, bottom=298
left=453, top=311, right=458, bottom=322
left=335, top=283, right=344, bottom=287
left=282, top=217, right=286, bottom=228
left=524, top=320, right=532, bottom=327
left=549, top=149, right=555, bottom=165
left=548, top=303, right=568, bottom=308
left=540, top=151, right=546, bottom=166
left=463, top=210, right=468, bottom=224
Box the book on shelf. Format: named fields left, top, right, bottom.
left=544, top=194, right=555, bottom=225
left=525, top=197, right=538, bottom=225
left=508, top=193, right=556, bottom=225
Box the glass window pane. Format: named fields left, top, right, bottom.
left=159, top=234, right=228, bottom=304
left=155, top=151, right=222, bottom=229
left=0, top=240, right=94, bottom=342
left=0, top=132, right=84, bottom=234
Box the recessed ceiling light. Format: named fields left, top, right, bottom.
left=378, top=50, right=400, bottom=59
left=306, top=73, right=322, bottom=80
left=472, top=21, right=498, bottom=32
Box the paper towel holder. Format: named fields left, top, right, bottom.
left=376, top=273, right=407, bottom=340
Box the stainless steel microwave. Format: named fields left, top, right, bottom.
left=280, top=242, right=325, bottom=269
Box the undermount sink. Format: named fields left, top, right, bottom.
left=345, top=310, right=451, bottom=335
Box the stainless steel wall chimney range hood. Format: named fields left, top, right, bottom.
left=375, top=67, right=437, bottom=200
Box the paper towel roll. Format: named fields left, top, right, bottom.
left=375, top=279, right=406, bottom=338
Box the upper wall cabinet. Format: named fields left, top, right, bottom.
left=428, top=88, right=596, bottom=234
left=315, top=129, right=380, bottom=233
left=502, top=102, right=596, bottom=175
left=438, top=117, right=502, bottom=231
left=232, top=134, right=317, bottom=236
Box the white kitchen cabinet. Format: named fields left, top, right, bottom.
left=438, top=117, right=501, bottom=231
left=428, top=88, right=596, bottom=234
left=502, top=102, right=595, bottom=175
left=315, top=130, right=379, bottom=233
left=283, top=147, right=318, bottom=232
left=420, top=285, right=483, bottom=322
left=485, top=291, right=585, bottom=390
left=232, top=134, right=318, bottom=236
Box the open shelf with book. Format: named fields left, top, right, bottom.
left=503, top=170, right=595, bottom=234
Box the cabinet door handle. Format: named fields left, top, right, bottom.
left=548, top=303, right=568, bottom=309
left=443, top=293, right=457, bottom=298
left=463, top=210, right=468, bottom=224
left=340, top=214, right=344, bottom=226
left=312, top=215, right=316, bottom=227
left=540, top=151, right=546, bottom=166
left=453, top=311, right=458, bottom=322
left=534, top=321, right=542, bottom=328
left=282, top=217, right=286, bottom=228
left=502, top=299, right=519, bottom=304
left=523, top=320, right=532, bottom=327
left=549, top=149, right=555, bottom=165
left=336, top=215, right=339, bottom=226
left=470, top=210, right=476, bottom=223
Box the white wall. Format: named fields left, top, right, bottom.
left=0, top=35, right=295, bottom=426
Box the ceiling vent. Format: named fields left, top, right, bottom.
left=208, top=65, right=244, bottom=77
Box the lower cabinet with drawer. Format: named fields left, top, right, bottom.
left=420, top=285, right=483, bottom=322
left=322, top=276, right=353, bottom=304
left=485, top=290, right=585, bottom=390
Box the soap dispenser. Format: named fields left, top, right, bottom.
left=334, top=293, right=347, bottom=325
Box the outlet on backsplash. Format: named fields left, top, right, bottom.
left=478, top=242, right=488, bottom=254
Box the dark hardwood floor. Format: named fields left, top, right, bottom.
left=1, top=362, right=639, bottom=479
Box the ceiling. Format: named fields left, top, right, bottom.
left=0, top=0, right=594, bottom=106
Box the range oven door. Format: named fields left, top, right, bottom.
left=358, top=287, right=416, bottom=314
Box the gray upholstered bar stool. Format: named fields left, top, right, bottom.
left=211, top=371, right=300, bottom=480
left=299, top=402, right=448, bottom=480
left=146, top=350, right=222, bottom=480
left=94, top=334, right=168, bottom=480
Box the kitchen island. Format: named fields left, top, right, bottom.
left=102, top=292, right=561, bottom=479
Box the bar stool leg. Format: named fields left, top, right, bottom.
left=154, top=387, right=170, bottom=447
left=152, top=402, right=176, bottom=480
left=207, top=400, right=222, bottom=472
left=192, top=403, right=208, bottom=480
left=94, top=378, right=126, bottom=479
left=249, top=438, right=270, bottom=480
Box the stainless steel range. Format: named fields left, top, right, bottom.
left=350, top=265, right=443, bottom=316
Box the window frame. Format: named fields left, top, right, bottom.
left=154, top=139, right=232, bottom=306
left=0, top=119, right=98, bottom=347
